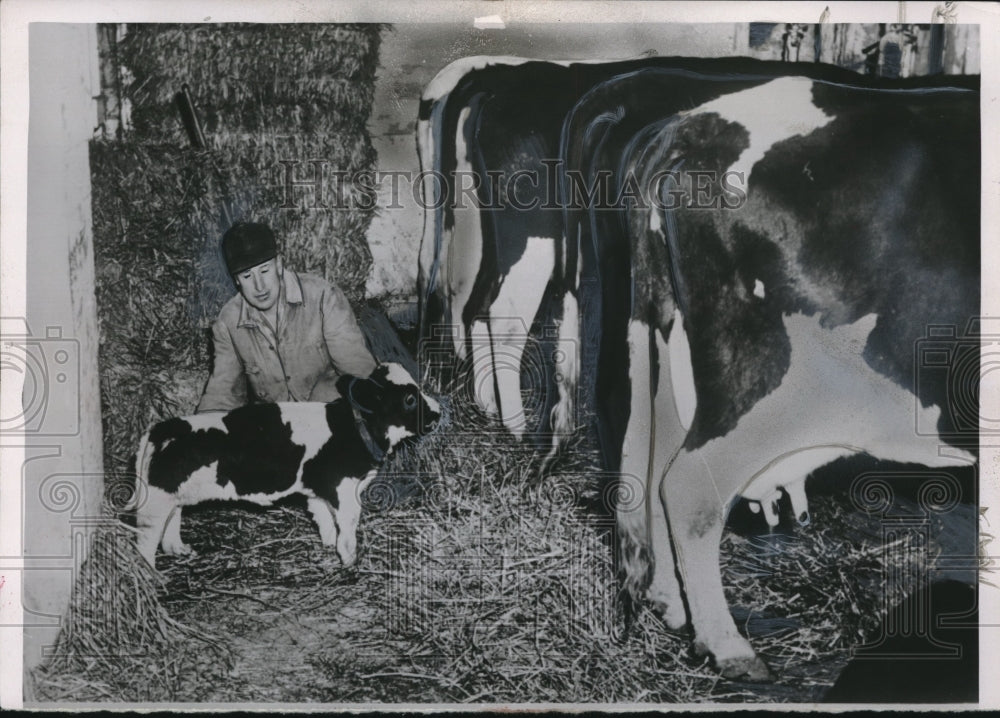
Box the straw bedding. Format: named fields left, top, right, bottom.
left=34, top=370, right=929, bottom=703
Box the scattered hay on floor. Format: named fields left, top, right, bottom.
left=33, top=378, right=951, bottom=704
left=31, top=508, right=229, bottom=703
left=297, top=392, right=723, bottom=703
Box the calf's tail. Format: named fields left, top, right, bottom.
left=123, top=430, right=153, bottom=513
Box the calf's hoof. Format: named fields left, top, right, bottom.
left=717, top=654, right=773, bottom=683
left=648, top=598, right=690, bottom=635
left=162, top=541, right=195, bottom=557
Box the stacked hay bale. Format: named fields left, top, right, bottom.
left=93, top=24, right=383, bottom=484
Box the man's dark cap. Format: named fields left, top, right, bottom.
left=222, top=222, right=278, bottom=275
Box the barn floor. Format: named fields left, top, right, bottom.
left=30, top=378, right=979, bottom=707
left=118, top=433, right=977, bottom=706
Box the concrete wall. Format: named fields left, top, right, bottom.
left=365, top=22, right=749, bottom=299
left=21, top=23, right=103, bottom=697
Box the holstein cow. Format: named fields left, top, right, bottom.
left=416, top=54, right=867, bottom=456
left=417, top=56, right=584, bottom=451
left=417, top=56, right=768, bottom=451
left=566, top=65, right=978, bottom=679
left=559, top=59, right=882, bottom=628
left=558, top=58, right=883, bottom=531
left=133, top=363, right=441, bottom=567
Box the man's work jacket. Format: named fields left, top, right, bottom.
left=197, top=270, right=377, bottom=412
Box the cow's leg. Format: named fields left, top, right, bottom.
left=485, top=315, right=530, bottom=439
left=470, top=318, right=499, bottom=416
left=447, top=106, right=482, bottom=362
left=661, top=448, right=772, bottom=681
left=135, top=485, right=181, bottom=566
left=333, top=471, right=377, bottom=566
left=487, top=237, right=556, bottom=439
left=546, top=288, right=579, bottom=443
left=655, top=312, right=983, bottom=681
left=307, top=497, right=338, bottom=547
left=618, top=320, right=687, bottom=630
left=541, top=287, right=581, bottom=469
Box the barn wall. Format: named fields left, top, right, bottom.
left=22, top=23, right=104, bottom=695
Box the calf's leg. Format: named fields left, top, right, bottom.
left=135, top=485, right=182, bottom=566
left=160, top=506, right=194, bottom=556
left=333, top=471, right=377, bottom=566
left=307, top=497, right=339, bottom=547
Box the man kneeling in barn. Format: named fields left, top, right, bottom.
left=197, top=221, right=377, bottom=412
left=134, top=221, right=440, bottom=568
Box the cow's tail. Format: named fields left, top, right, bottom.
left=542, top=289, right=580, bottom=468
left=415, top=109, right=438, bottom=344
left=616, top=118, right=689, bottom=611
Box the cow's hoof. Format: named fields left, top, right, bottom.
left=718, top=655, right=774, bottom=683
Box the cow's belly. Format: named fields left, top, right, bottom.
left=690, top=312, right=975, bottom=509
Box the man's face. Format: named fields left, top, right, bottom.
left=235, top=257, right=282, bottom=312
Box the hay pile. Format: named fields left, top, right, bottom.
left=31, top=512, right=228, bottom=702
left=92, top=23, right=383, bottom=487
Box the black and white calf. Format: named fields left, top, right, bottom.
left=133, top=363, right=440, bottom=567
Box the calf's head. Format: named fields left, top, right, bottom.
left=337, top=363, right=441, bottom=451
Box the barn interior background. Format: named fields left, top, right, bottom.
left=28, top=19, right=982, bottom=705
